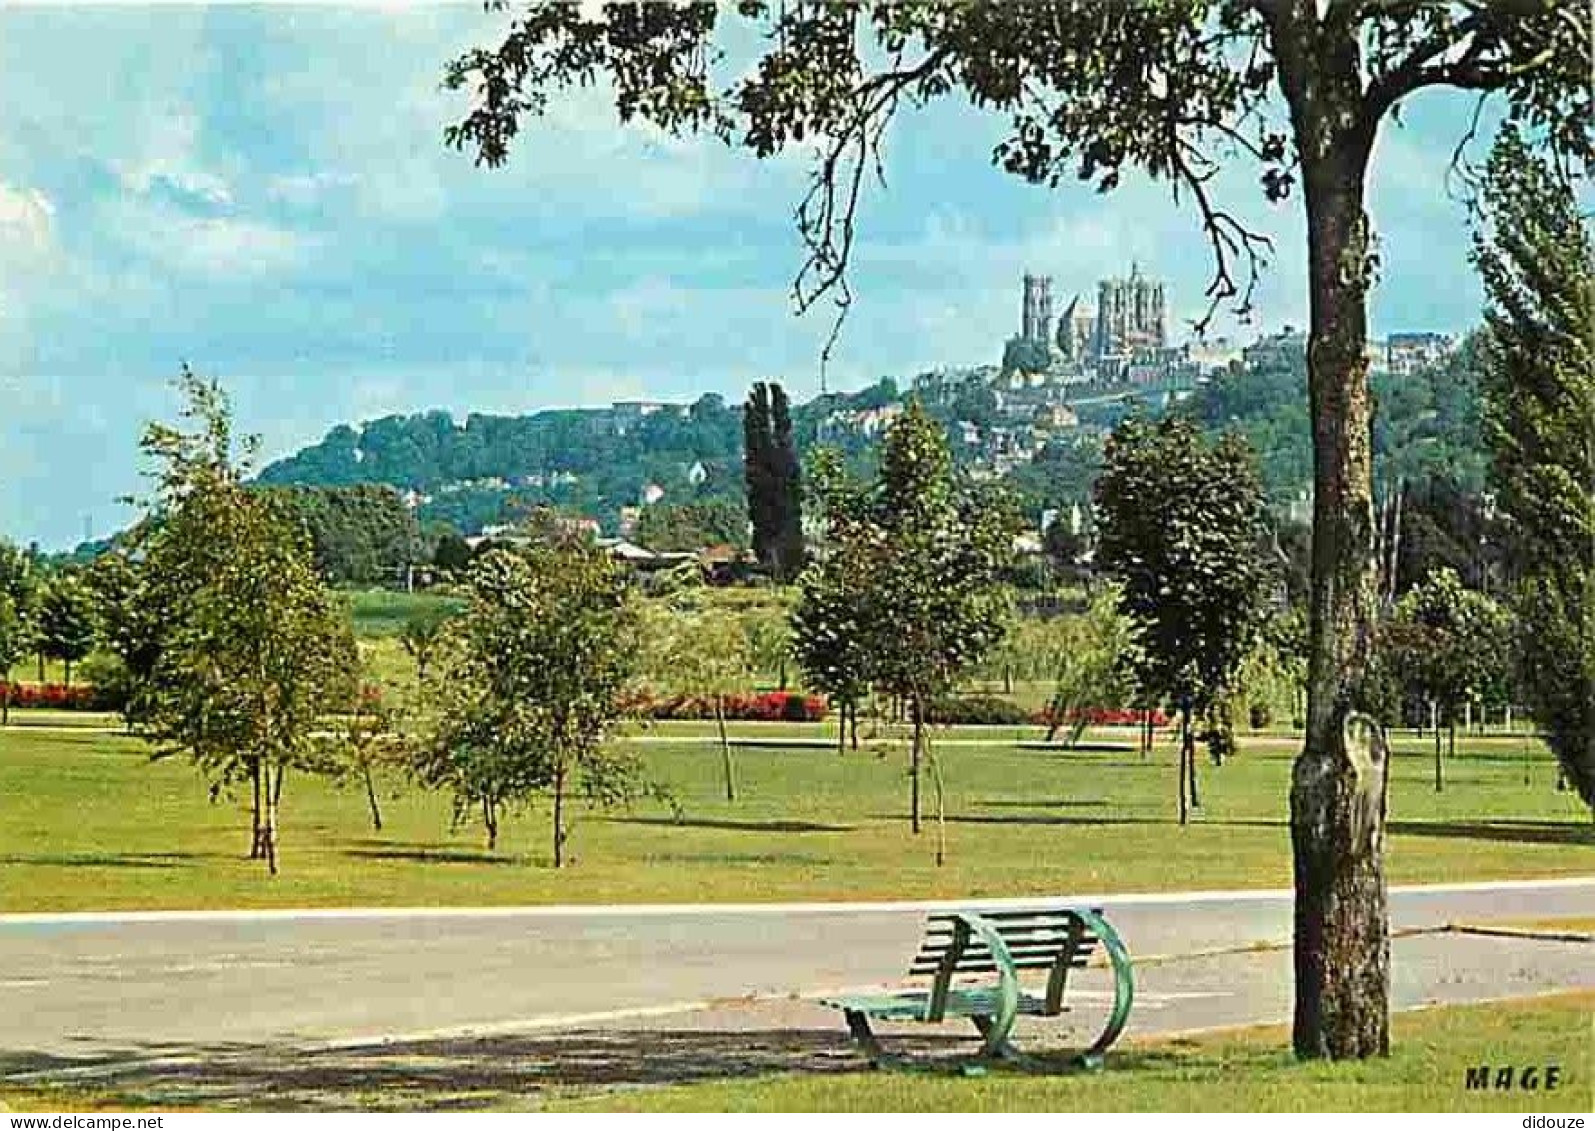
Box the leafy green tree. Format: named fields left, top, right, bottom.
left=36, top=572, right=97, bottom=686
left=646, top=604, right=752, bottom=801
left=1385, top=569, right=1513, bottom=792
left=399, top=605, right=454, bottom=685
left=0, top=593, right=25, bottom=725
left=445, top=0, right=1588, bottom=1057
left=635, top=499, right=748, bottom=551
left=416, top=543, right=642, bottom=866
left=1095, top=417, right=1270, bottom=825
left=809, top=402, right=1016, bottom=843
left=744, top=382, right=804, bottom=581
left=1472, top=127, right=1595, bottom=807
left=791, top=530, right=873, bottom=753
left=1040, top=590, right=1136, bottom=747
left=83, top=551, right=165, bottom=727
left=267, top=484, right=422, bottom=587
left=136, top=367, right=358, bottom=875
left=432, top=532, right=473, bottom=577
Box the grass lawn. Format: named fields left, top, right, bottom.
left=550, top=991, right=1595, bottom=1113
left=0, top=718, right=1589, bottom=911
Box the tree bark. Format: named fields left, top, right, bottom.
left=909, top=690, right=923, bottom=834
left=363, top=764, right=383, bottom=831
left=250, top=757, right=264, bottom=860
left=1434, top=721, right=1444, bottom=793
left=1177, top=718, right=1188, bottom=827
left=1188, top=711, right=1201, bottom=811
left=263, top=762, right=280, bottom=876
left=715, top=696, right=737, bottom=802
left=552, top=766, right=567, bottom=868
left=483, top=795, right=498, bottom=851
left=1269, top=9, right=1390, bottom=1060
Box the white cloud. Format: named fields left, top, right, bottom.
left=107, top=203, right=316, bottom=279
left=0, top=181, right=54, bottom=253
left=114, top=111, right=234, bottom=207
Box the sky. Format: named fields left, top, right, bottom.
left=0, top=4, right=1503, bottom=549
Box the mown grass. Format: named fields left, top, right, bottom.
left=549, top=991, right=1595, bottom=1113
left=0, top=718, right=1588, bottom=911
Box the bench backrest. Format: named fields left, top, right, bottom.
left=909, top=907, right=1101, bottom=1019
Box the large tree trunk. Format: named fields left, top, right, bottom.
left=1264, top=6, right=1391, bottom=1057
left=1280, top=70, right=1390, bottom=1058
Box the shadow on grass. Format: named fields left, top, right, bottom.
left=972, top=798, right=1110, bottom=809
left=0, top=1029, right=1184, bottom=1111
left=0, top=852, right=199, bottom=870
left=343, top=848, right=522, bottom=867
left=614, top=817, right=855, bottom=834
left=1387, top=819, right=1595, bottom=847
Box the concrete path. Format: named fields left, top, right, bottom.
left=1, top=879, right=1589, bottom=1065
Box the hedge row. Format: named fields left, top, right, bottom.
left=628, top=691, right=829, bottom=723
left=1, top=683, right=123, bottom=711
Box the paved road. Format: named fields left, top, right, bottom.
left=1, top=878, right=1590, bottom=1072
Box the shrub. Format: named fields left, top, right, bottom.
left=1, top=681, right=125, bottom=711
left=1033, top=705, right=1172, bottom=729
left=924, top=693, right=1033, bottom=726
left=625, top=690, right=828, bottom=723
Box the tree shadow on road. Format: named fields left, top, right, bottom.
left=0, top=1029, right=875, bottom=1111
left=0, top=1024, right=1180, bottom=1111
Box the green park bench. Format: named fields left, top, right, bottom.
left=821, top=906, right=1135, bottom=1071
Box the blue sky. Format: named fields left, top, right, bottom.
left=0, top=4, right=1498, bottom=548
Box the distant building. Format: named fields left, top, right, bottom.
left=1021, top=272, right=1055, bottom=345
left=1386, top=331, right=1454, bottom=374
left=1095, top=263, right=1167, bottom=361
left=1243, top=326, right=1307, bottom=370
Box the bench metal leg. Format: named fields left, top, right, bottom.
left=844, top=1009, right=889, bottom=1068
left=970, top=1015, right=1024, bottom=1063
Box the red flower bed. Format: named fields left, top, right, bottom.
left=626, top=691, right=828, bottom=723
left=1033, top=705, right=1170, bottom=729
left=1, top=682, right=121, bottom=711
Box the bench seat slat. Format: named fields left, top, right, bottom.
left=912, top=950, right=1097, bottom=969
left=821, top=987, right=1064, bottom=1021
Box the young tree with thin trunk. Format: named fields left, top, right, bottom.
left=810, top=402, right=1015, bottom=842
left=37, top=572, right=97, bottom=687
left=137, top=368, right=358, bottom=876
left=446, top=0, right=1589, bottom=1058
left=1095, top=418, right=1270, bottom=826
left=791, top=451, right=874, bottom=754
left=416, top=543, right=643, bottom=866
left=645, top=603, right=752, bottom=802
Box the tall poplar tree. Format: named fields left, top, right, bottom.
left=743, top=381, right=804, bottom=580
left=1473, top=127, right=1594, bottom=807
